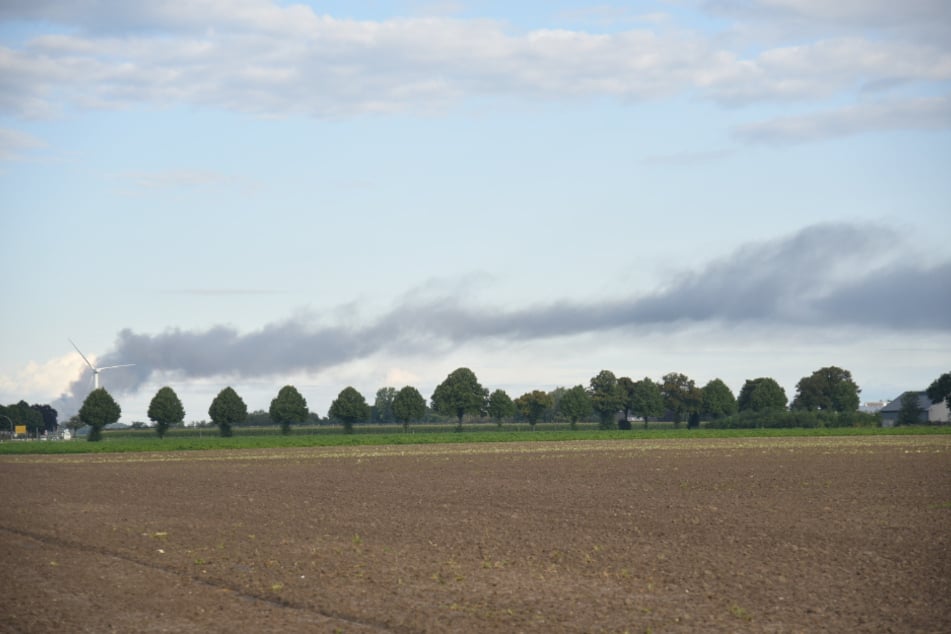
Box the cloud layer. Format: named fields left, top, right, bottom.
left=734, top=95, right=951, bottom=144
left=53, top=222, right=951, bottom=415
left=2, top=0, right=949, bottom=143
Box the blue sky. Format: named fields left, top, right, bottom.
left=1, top=1, right=949, bottom=423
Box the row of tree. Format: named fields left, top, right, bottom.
left=63, top=366, right=951, bottom=441
left=0, top=401, right=58, bottom=436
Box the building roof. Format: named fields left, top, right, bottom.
left=880, top=391, right=933, bottom=414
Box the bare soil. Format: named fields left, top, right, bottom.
left=1, top=436, right=949, bottom=633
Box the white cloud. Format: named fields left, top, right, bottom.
left=705, top=0, right=950, bottom=29
left=0, top=0, right=323, bottom=35
left=0, top=353, right=83, bottom=404
left=734, top=94, right=951, bottom=144
left=703, top=1, right=951, bottom=56
left=704, top=38, right=951, bottom=103
left=0, top=3, right=945, bottom=119
left=0, top=127, right=44, bottom=160
left=383, top=367, right=422, bottom=387
left=0, top=1, right=948, bottom=148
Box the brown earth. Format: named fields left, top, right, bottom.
left=1, top=436, right=949, bottom=633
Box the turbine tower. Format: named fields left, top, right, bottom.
left=69, top=339, right=135, bottom=391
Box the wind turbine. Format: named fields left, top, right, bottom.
left=69, top=339, right=135, bottom=391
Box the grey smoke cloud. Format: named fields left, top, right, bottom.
left=56, top=223, right=950, bottom=414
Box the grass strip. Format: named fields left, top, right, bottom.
left=1, top=425, right=947, bottom=455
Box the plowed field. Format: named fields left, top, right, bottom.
left=2, top=436, right=949, bottom=632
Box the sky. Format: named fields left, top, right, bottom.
left=1, top=0, right=949, bottom=424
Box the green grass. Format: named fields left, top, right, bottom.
left=0, top=424, right=947, bottom=455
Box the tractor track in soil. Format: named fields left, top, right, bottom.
left=0, top=524, right=395, bottom=633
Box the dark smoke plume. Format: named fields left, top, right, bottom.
left=55, top=223, right=950, bottom=414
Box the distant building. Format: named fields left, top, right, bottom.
left=859, top=400, right=889, bottom=414
left=880, top=392, right=950, bottom=426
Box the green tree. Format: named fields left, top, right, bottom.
left=392, top=385, right=426, bottom=432
left=629, top=378, right=664, bottom=429
left=0, top=407, right=13, bottom=435
left=269, top=385, right=309, bottom=435
left=589, top=370, right=623, bottom=429
left=545, top=386, right=566, bottom=423
left=557, top=385, right=591, bottom=430
left=431, top=367, right=486, bottom=430
left=79, top=388, right=121, bottom=442
left=208, top=386, right=248, bottom=437
left=514, top=390, right=552, bottom=431
left=2, top=401, right=44, bottom=435
left=65, top=415, right=83, bottom=435
left=328, top=386, right=370, bottom=434
left=661, top=372, right=701, bottom=427
left=0, top=402, right=57, bottom=435
left=246, top=410, right=273, bottom=426
left=926, top=372, right=951, bottom=411
left=737, top=378, right=787, bottom=412
left=617, top=376, right=637, bottom=429
left=701, top=378, right=737, bottom=420
left=147, top=386, right=185, bottom=439
left=791, top=366, right=860, bottom=412
left=897, top=391, right=924, bottom=425
left=31, top=404, right=58, bottom=433
left=486, top=389, right=516, bottom=427
left=372, top=386, right=397, bottom=424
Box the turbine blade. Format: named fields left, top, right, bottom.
left=98, top=364, right=135, bottom=371
left=69, top=338, right=96, bottom=371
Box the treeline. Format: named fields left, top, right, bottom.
left=707, top=409, right=878, bottom=429
left=24, top=367, right=951, bottom=442
left=0, top=401, right=58, bottom=436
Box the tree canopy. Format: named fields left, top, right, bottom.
left=392, top=385, right=427, bottom=431
left=897, top=392, right=924, bottom=425
left=148, top=386, right=185, bottom=439
left=737, top=377, right=787, bottom=412
left=486, top=389, right=516, bottom=426
left=328, top=386, right=370, bottom=433
left=589, top=370, right=623, bottom=429
left=617, top=376, right=637, bottom=423
left=701, top=378, right=738, bottom=420
left=0, top=401, right=46, bottom=435
left=661, top=372, right=701, bottom=426
left=208, top=386, right=248, bottom=437
left=926, top=372, right=951, bottom=410
left=514, top=390, right=552, bottom=430
left=31, top=404, right=58, bottom=433
left=269, top=385, right=309, bottom=435
left=791, top=366, right=860, bottom=412
left=558, top=385, right=592, bottom=429
left=431, top=367, right=486, bottom=428
left=629, top=378, right=664, bottom=429
left=373, top=386, right=397, bottom=424
left=0, top=359, right=899, bottom=443
left=79, top=388, right=121, bottom=442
